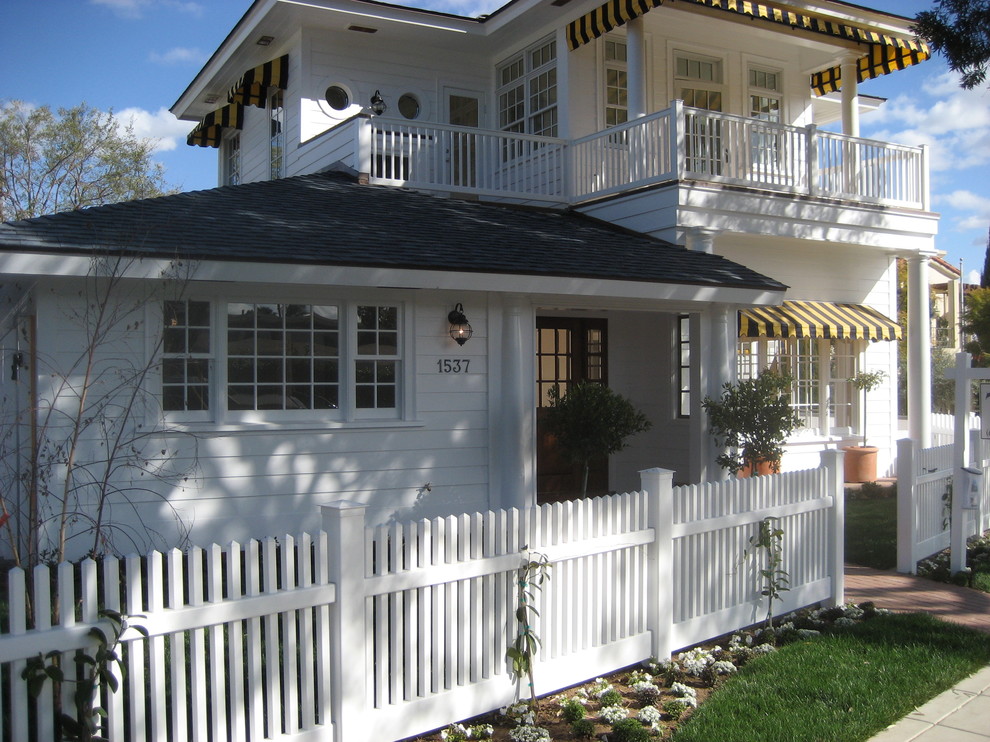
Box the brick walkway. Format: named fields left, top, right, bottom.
left=845, top=564, right=990, bottom=634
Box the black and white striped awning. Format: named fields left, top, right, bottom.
left=564, top=0, right=928, bottom=95
left=739, top=300, right=902, bottom=342
left=228, top=54, right=289, bottom=108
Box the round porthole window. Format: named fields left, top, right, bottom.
left=398, top=93, right=420, bottom=120
left=324, top=85, right=350, bottom=111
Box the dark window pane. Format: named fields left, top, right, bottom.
left=163, top=328, right=185, bottom=354
left=357, top=305, right=376, bottom=330
left=256, top=332, right=283, bottom=356
left=357, top=331, right=377, bottom=355
left=187, top=301, right=210, bottom=326
left=227, top=331, right=254, bottom=355
left=257, top=386, right=283, bottom=409
left=228, top=359, right=254, bottom=383
left=188, top=328, right=210, bottom=354
left=313, top=332, right=338, bottom=356
left=228, top=304, right=254, bottom=328
left=377, top=386, right=396, bottom=408
left=313, top=359, right=339, bottom=383
left=256, top=359, right=283, bottom=383
left=228, top=386, right=254, bottom=410
left=187, top=359, right=209, bottom=382
left=355, top=386, right=375, bottom=408
left=286, top=386, right=312, bottom=409
left=164, top=300, right=185, bottom=327
left=287, top=359, right=311, bottom=383
left=377, top=361, right=396, bottom=383
left=163, top=387, right=184, bottom=411
left=355, top=361, right=375, bottom=383
left=162, top=358, right=185, bottom=383
left=378, top=332, right=398, bottom=356
left=314, top=385, right=339, bottom=409
left=378, top=306, right=397, bottom=330
left=188, top=386, right=209, bottom=411
left=285, top=331, right=311, bottom=356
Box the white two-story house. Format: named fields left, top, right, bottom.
left=0, top=0, right=936, bottom=556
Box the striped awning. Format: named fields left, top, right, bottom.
left=565, top=0, right=928, bottom=94
left=228, top=54, right=289, bottom=108
left=186, top=102, right=243, bottom=148
left=739, top=300, right=902, bottom=342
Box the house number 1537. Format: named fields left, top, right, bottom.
left=437, top=359, right=470, bottom=373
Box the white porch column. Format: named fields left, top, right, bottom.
left=699, top=303, right=736, bottom=481
left=840, top=54, right=860, bottom=137
left=908, top=252, right=933, bottom=447
left=627, top=15, right=646, bottom=119
left=684, top=226, right=717, bottom=254
left=496, top=294, right=535, bottom=510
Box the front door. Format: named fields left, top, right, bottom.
left=536, top=317, right=608, bottom=503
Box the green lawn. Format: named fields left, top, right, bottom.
left=672, top=613, right=990, bottom=742
left=844, top=496, right=898, bottom=570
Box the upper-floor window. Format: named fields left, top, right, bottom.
left=604, top=38, right=628, bottom=127
left=748, top=67, right=782, bottom=123
left=223, top=132, right=241, bottom=186
left=675, top=53, right=724, bottom=112
left=497, top=37, right=557, bottom=138
left=162, top=299, right=403, bottom=421
left=269, top=88, right=284, bottom=179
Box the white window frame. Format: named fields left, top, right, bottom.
left=496, top=36, right=558, bottom=138
left=603, top=36, right=628, bottom=129
left=161, top=293, right=410, bottom=425
left=737, top=337, right=860, bottom=437
left=223, top=131, right=241, bottom=186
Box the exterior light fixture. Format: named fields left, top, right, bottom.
left=448, top=303, right=473, bottom=346
left=370, top=90, right=387, bottom=116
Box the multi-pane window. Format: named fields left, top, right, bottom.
left=497, top=38, right=557, bottom=139
left=223, top=132, right=241, bottom=186
left=355, top=305, right=399, bottom=409
left=269, top=88, right=284, bottom=180
left=162, top=300, right=212, bottom=412
left=678, top=315, right=691, bottom=418
left=604, top=39, right=628, bottom=127
left=676, top=54, right=724, bottom=111
left=748, top=68, right=781, bottom=122
left=738, top=338, right=857, bottom=435
left=163, top=300, right=403, bottom=418
left=227, top=304, right=339, bottom=411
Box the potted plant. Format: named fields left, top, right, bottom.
left=844, top=369, right=887, bottom=483
left=702, top=371, right=801, bottom=477
left=543, top=381, right=651, bottom=498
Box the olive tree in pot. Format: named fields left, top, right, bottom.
left=844, top=369, right=887, bottom=483
left=543, top=382, right=651, bottom=498
left=702, top=371, right=801, bottom=476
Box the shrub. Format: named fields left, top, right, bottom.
left=610, top=718, right=652, bottom=742
left=570, top=718, right=595, bottom=738
left=559, top=698, right=586, bottom=723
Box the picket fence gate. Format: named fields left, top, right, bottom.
left=1, top=452, right=844, bottom=742
left=896, top=434, right=990, bottom=573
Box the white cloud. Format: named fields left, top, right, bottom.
left=113, top=107, right=194, bottom=153
left=149, top=47, right=204, bottom=65
left=90, top=0, right=150, bottom=18
left=933, top=190, right=990, bottom=236
left=968, top=269, right=982, bottom=285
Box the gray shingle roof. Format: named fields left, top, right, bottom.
left=0, top=171, right=785, bottom=292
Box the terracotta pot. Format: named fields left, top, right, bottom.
left=736, top=459, right=780, bottom=478
left=843, top=446, right=879, bottom=483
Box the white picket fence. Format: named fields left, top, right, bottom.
left=896, top=434, right=990, bottom=573
left=1, top=452, right=844, bottom=742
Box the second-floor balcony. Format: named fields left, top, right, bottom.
left=319, top=100, right=929, bottom=212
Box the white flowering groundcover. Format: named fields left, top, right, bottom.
left=407, top=603, right=889, bottom=742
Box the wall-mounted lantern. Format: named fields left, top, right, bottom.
left=370, top=90, right=387, bottom=116
left=448, top=303, right=473, bottom=346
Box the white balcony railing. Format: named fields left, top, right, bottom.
left=328, top=100, right=928, bottom=210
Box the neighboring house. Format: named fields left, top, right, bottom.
left=0, top=0, right=937, bottom=555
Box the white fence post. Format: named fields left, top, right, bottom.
left=322, top=500, right=369, bottom=742
left=641, top=467, right=674, bottom=660
left=896, top=437, right=918, bottom=573
left=821, top=450, right=845, bottom=606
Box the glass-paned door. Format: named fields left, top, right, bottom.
left=446, top=91, right=480, bottom=188
left=536, top=317, right=607, bottom=503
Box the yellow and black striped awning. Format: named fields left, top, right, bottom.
left=565, top=0, right=928, bottom=94
left=186, top=102, right=243, bottom=148
left=228, top=54, right=289, bottom=108
left=739, top=300, right=902, bottom=342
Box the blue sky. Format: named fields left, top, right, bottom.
left=4, top=0, right=989, bottom=280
